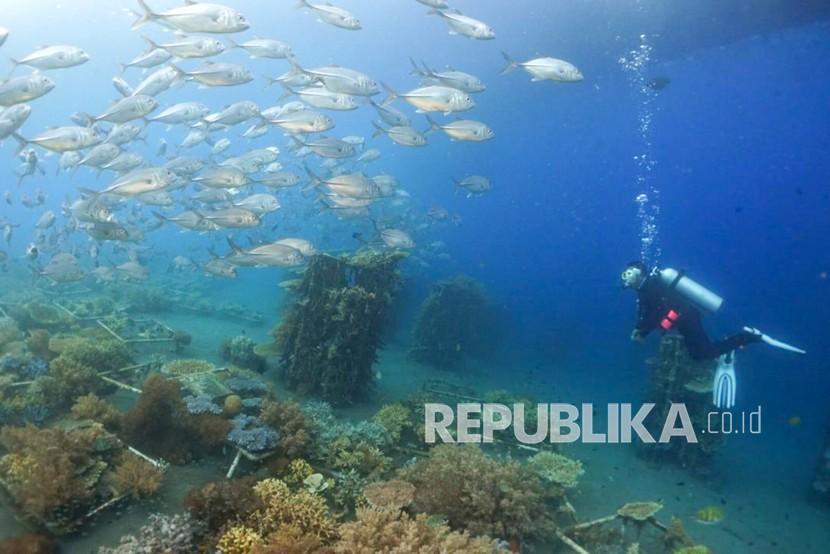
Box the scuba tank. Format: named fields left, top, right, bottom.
left=657, top=268, right=723, bottom=314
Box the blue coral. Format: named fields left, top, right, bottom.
left=20, top=404, right=49, bottom=424
left=227, top=414, right=280, bottom=453
left=241, top=397, right=263, bottom=410
left=224, top=376, right=268, bottom=396
left=0, top=353, right=24, bottom=372
left=0, top=354, right=48, bottom=380
left=184, top=394, right=223, bottom=415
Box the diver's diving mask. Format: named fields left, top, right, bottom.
left=621, top=266, right=644, bottom=289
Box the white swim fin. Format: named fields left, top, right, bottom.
left=743, top=327, right=806, bottom=355
left=713, top=352, right=737, bottom=409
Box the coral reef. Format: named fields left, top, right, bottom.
left=371, top=403, right=411, bottom=443
left=216, top=524, right=264, bottom=554
left=274, top=252, right=405, bottom=404
left=362, top=479, right=416, bottom=511
left=184, top=394, right=223, bottom=415
left=162, top=358, right=215, bottom=376
left=410, top=275, right=497, bottom=369
left=221, top=335, right=266, bottom=372
left=398, top=444, right=554, bottom=542
left=26, top=329, right=53, bottom=361
left=37, top=337, right=131, bottom=410
left=252, top=525, right=332, bottom=554
left=10, top=302, right=74, bottom=332
left=334, top=509, right=506, bottom=554
left=527, top=451, right=584, bottom=489
left=249, top=478, right=339, bottom=542
left=190, top=414, right=232, bottom=452
left=98, top=513, right=199, bottom=554
left=260, top=398, right=309, bottom=458
left=0, top=317, right=22, bottom=352
left=184, top=477, right=261, bottom=539
left=0, top=422, right=120, bottom=528
left=0, top=533, right=57, bottom=554
left=71, top=393, right=122, bottom=431
left=224, top=394, right=243, bottom=415
left=228, top=414, right=281, bottom=453
left=111, top=451, right=164, bottom=498
left=121, top=374, right=195, bottom=464
left=638, top=335, right=722, bottom=471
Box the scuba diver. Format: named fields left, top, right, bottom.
left=621, top=262, right=805, bottom=409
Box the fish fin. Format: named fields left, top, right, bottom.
left=408, top=56, right=425, bottom=76
left=296, top=0, right=312, bottom=8
left=424, top=115, right=440, bottom=135
left=12, top=133, right=28, bottom=155
left=141, top=35, right=160, bottom=51
left=380, top=82, right=398, bottom=106
left=500, top=51, right=519, bottom=74
left=131, top=0, right=159, bottom=30
left=370, top=121, right=386, bottom=139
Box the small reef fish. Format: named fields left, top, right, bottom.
left=694, top=506, right=725, bottom=525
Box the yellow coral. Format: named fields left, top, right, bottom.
left=0, top=453, right=35, bottom=483
left=248, top=478, right=338, bottom=543
left=371, top=403, right=411, bottom=443
left=287, top=458, right=314, bottom=485
left=217, top=524, right=264, bottom=554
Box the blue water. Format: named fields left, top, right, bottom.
left=1, top=1, right=829, bottom=552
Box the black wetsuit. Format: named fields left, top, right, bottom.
left=634, top=271, right=761, bottom=360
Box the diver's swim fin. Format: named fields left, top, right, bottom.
left=743, top=327, right=806, bottom=355
left=713, top=352, right=737, bottom=409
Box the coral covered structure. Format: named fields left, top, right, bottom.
left=274, top=252, right=405, bottom=405
left=410, top=275, right=497, bottom=369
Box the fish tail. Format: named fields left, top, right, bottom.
left=226, top=236, right=244, bottom=254
left=370, top=121, right=386, bottom=139
left=380, top=82, right=398, bottom=106
left=303, top=164, right=322, bottom=186
left=76, top=112, right=95, bottom=127
left=141, top=35, right=160, bottom=51
left=296, top=0, right=312, bottom=9
left=408, top=57, right=424, bottom=76
left=11, top=133, right=28, bottom=155
left=424, top=115, right=440, bottom=135
left=501, top=51, right=519, bottom=74
left=426, top=9, right=445, bottom=17
left=131, top=0, right=159, bottom=31
left=227, top=38, right=240, bottom=49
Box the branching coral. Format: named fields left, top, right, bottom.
left=111, top=452, right=164, bottom=498
left=398, top=445, right=554, bottom=542
left=71, top=393, right=122, bottom=431
left=247, top=478, right=339, bottom=543
left=0, top=317, right=22, bottom=351
left=26, top=329, right=53, bottom=361
left=184, top=394, right=223, bottom=415
left=260, top=399, right=309, bottom=458
left=334, top=509, right=506, bottom=554
left=527, top=451, right=584, bottom=489
left=252, top=525, right=333, bottom=554
left=216, top=524, right=264, bottom=554
left=190, top=414, right=232, bottom=452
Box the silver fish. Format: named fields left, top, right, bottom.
left=149, top=101, right=209, bottom=124
left=371, top=122, right=427, bottom=147
left=453, top=175, right=492, bottom=196
left=297, top=0, right=360, bottom=30
left=80, top=143, right=122, bottom=167
left=501, top=52, right=583, bottom=82
left=106, top=123, right=144, bottom=145
left=112, top=76, right=134, bottom=97
left=382, top=83, right=473, bottom=114
left=410, top=59, right=485, bottom=93
left=132, top=0, right=250, bottom=34
left=99, top=167, right=177, bottom=196
left=193, top=166, right=248, bottom=188
left=204, top=100, right=259, bottom=125
left=0, top=73, right=55, bottom=106
left=232, top=193, right=280, bottom=214
left=21, top=126, right=102, bottom=152
left=284, top=85, right=358, bottom=111
left=426, top=116, right=494, bottom=141
left=294, top=62, right=377, bottom=96
left=143, top=36, right=225, bottom=59
left=121, top=47, right=171, bottom=72
left=369, top=98, right=410, bottom=127
left=92, top=95, right=158, bottom=123
left=132, top=65, right=182, bottom=97
left=269, top=109, right=334, bottom=134
left=179, top=62, right=253, bottom=87
left=10, top=45, right=89, bottom=71
left=229, top=38, right=292, bottom=59
left=198, top=207, right=260, bottom=228
left=35, top=210, right=56, bottom=229
left=165, top=156, right=205, bottom=175
left=102, top=152, right=144, bottom=173
left=428, top=9, right=495, bottom=40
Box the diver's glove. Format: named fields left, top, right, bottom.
left=713, top=352, right=737, bottom=410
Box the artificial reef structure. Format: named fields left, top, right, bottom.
left=410, top=275, right=497, bottom=369
left=270, top=251, right=406, bottom=405
left=637, top=335, right=723, bottom=472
